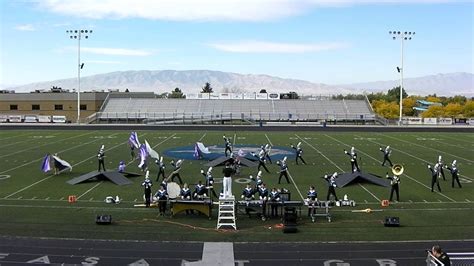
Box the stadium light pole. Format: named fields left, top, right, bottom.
left=389, top=30, right=414, bottom=126
left=66, top=29, right=92, bottom=124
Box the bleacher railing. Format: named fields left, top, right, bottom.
left=94, top=111, right=376, bottom=124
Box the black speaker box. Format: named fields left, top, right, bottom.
left=384, top=216, right=400, bottom=227
left=283, top=225, right=298, bottom=233
left=96, top=215, right=112, bottom=225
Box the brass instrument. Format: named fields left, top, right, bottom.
left=392, top=164, right=404, bottom=176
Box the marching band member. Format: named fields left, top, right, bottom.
left=252, top=150, right=270, bottom=173
left=306, top=185, right=318, bottom=217
left=258, top=183, right=269, bottom=219
left=269, top=187, right=281, bottom=218
left=180, top=183, right=192, bottom=200
left=201, top=167, right=218, bottom=198
left=428, top=164, right=442, bottom=192
left=141, top=171, right=152, bottom=208
left=130, top=145, right=136, bottom=161
left=180, top=183, right=193, bottom=214
left=386, top=172, right=400, bottom=202
left=379, top=146, right=393, bottom=167
left=261, top=144, right=272, bottom=164
left=232, top=155, right=242, bottom=176
left=222, top=162, right=235, bottom=198
left=193, top=180, right=207, bottom=200
left=446, top=160, right=462, bottom=188
left=344, top=147, right=360, bottom=173
left=252, top=171, right=264, bottom=191
left=241, top=183, right=255, bottom=217
left=241, top=183, right=255, bottom=200
left=437, top=156, right=446, bottom=181
left=169, top=159, right=184, bottom=185
left=258, top=183, right=269, bottom=201
left=323, top=172, right=339, bottom=201
left=97, top=145, right=106, bottom=172
left=118, top=161, right=126, bottom=173
left=277, top=156, right=290, bottom=184
left=52, top=153, right=62, bottom=175
left=155, top=156, right=166, bottom=182
left=154, top=184, right=168, bottom=215
left=223, top=135, right=232, bottom=157
left=291, top=142, right=307, bottom=165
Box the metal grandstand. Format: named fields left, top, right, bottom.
left=91, top=95, right=383, bottom=125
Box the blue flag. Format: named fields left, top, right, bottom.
left=41, top=154, right=51, bottom=173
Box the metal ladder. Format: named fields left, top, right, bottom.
left=217, top=196, right=237, bottom=230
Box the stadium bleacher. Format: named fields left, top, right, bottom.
left=98, top=98, right=375, bottom=124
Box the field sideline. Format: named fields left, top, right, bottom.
left=0, top=129, right=473, bottom=242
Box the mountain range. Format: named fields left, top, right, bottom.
left=5, top=70, right=473, bottom=96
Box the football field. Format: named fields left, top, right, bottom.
left=0, top=129, right=473, bottom=242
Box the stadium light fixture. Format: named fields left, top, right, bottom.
left=66, top=29, right=93, bottom=124
left=389, top=30, right=415, bottom=126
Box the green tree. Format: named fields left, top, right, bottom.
left=168, top=87, right=185, bottom=98
left=201, top=82, right=213, bottom=93
left=386, top=86, right=408, bottom=103
left=449, top=95, right=467, bottom=105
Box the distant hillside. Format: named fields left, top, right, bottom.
left=340, top=72, right=473, bottom=96
left=7, top=70, right=348, bottom=95
left=6, top=70, right=473, bottom=96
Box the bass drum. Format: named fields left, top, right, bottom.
left=167, top=182, right=181, bottom=199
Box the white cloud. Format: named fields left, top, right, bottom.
left=14, top=24, right=35, bottom=31
left=81, top=47, right=151, bottom=56
left=208, top=40, right=348, bottom=53
left=38, top=0, right=459, bottom=21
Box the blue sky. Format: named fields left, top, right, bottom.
left=0, top=0, right=472, bottom=87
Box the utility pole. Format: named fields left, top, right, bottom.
left=66, top=29, right=92, bottom=124
left=389, top=30, right=414, bottom=126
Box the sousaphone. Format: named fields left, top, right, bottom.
left=392, top=164, right=404, bottom=176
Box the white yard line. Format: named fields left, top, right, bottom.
left=0, top=133, right=102, bottom=175
left=232, top=133, right=237, bottom=147
left=441, top=134, right=474, bottom=144
left=3, top=133, right=125, bottom=199
left=265, top=134, right=304, bottom=201
left=381, top=133, right=473, bottom=163
left=411, top=134, right=473, bottom=151
left=76, top=182, right=103, bottom=200
left=74, top=133, right=176, bottom=200
left=0, top=132, right=35, bottom=142
left=368, top=134, right=473, bottom=181
left=198, top=133, right=207, bottom=142
left=0, top=132, right=46, bottom=148
left=326, top=134, right=456, bottom=203
left=295, top=134, right=381, bottom=202
left=0, top=131, right=95, bottom=159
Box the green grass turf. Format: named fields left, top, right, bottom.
left=0, top=129, right=473, bottom=242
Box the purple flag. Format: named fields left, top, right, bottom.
left=128, top=132, right=140, bottom=149
left=193, top=143, right=200, bottom=159
left=41, top=154, right=51, bottom=173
